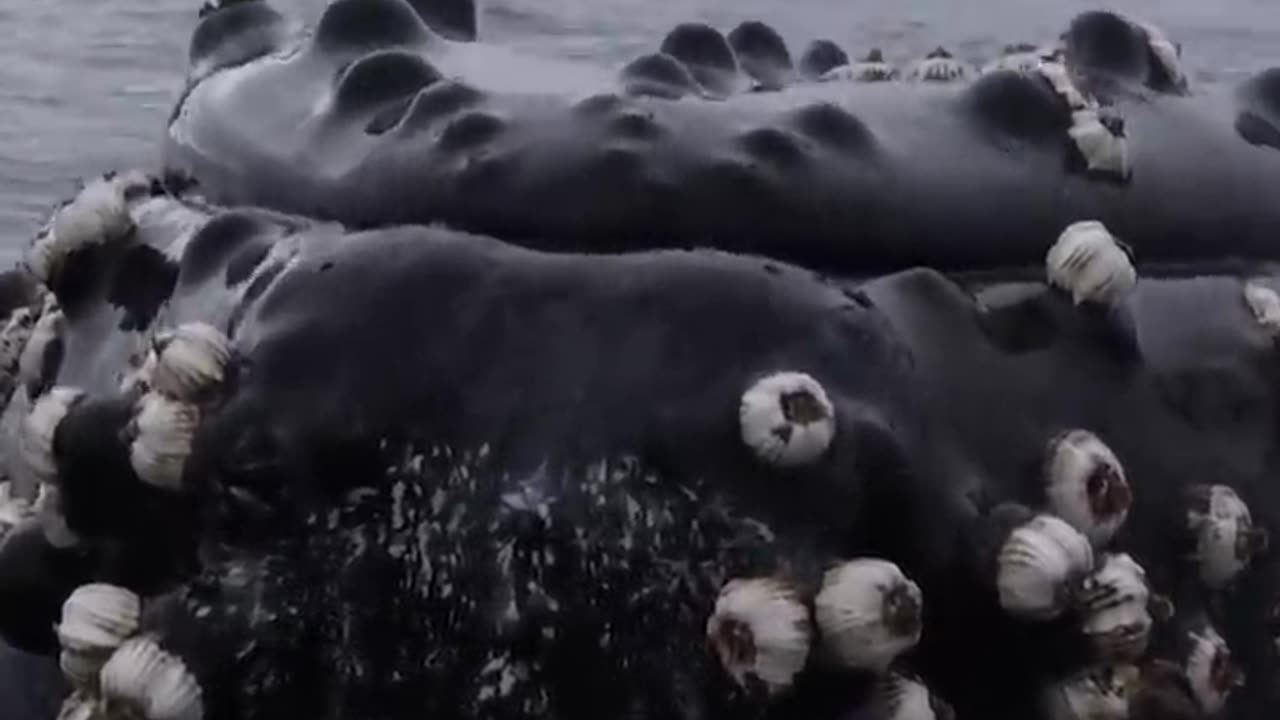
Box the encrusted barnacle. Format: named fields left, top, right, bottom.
left=129, top=392, right=199, bottom=491
left=822, top=49, right=898, bottom=82
left=1037, top=62, right=1130, bottom=178
left=814, top=558, right=923, bottom=671
left=1044, top=665, right=1138, bottom=720
left=1044, top=429, right=1131, bottom=547
left=739, top=371, right=836, bottom=467
left=28, top=173, right=139, bottom=287
left=1243, top=280, right=1280, bottom=338
left=981, top=43, right=1046, bottom=74
left=705, top=577, right=812, bottom=695
left=870, top=673, right=955, bottom=720
left=1137, top=20, right=1187, bottom=91
left=908, top=47, right=968, bottom=83
left=149, top=323, right=233, bottom=402
left=57, top=583, right=142, bottom=688
left=1045, top=221, right=1136, bottom=308
left=34, top=483, right=80, bottom=548
left=1068, top=108, right=1131, bottom=178
left=997, top=514, right=1094, bottom=620
left=21, top=385, right=85, bottom=484
left=0, top=306, right=37, bottom=382
left=1184, top=624, right=1243, bottom=715
left=1076, top=553, right=1154, bottom=662
left=18, top=294, right=64, bottom=396
left=1185, top=484, right=1267, bottom=589
left=100, top=636, right=204, bottom=720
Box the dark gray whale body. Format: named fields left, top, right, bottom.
left=4, top=1, right=1280, bottom=719
left=165, top=0, right=1280, bottom=273
left=0, top=175, right=1276, bottom=719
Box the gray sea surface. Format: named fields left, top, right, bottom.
left=1, top=0, right=1278, bottom=263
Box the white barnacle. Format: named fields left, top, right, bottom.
left=874, top=673, right=950, bottom=720
left=981, top=44, right=1045, bottom=75
left=826, top=49, right=897, bottom=82
left=29, top=174, right=137, bottom=287
left=18, top=295, right=64, bottom=392
left=739, top=371, right=836, bottom=468
left=1068, top=108, right=1131, bottom=178
left=1045, top=220, right=1136, bottom=308
left=1243, top=281, right=1280, bottom=338
left=0, top=306, right=36, bottom=377
left=997, top=514, right=1094, bottom=620
left=705, top=577, right=813, bottom=695
left=814, top=558, right=923, bottom=671
left=1137, top=21, right=1186, bottom=90
left=129, top=393, right=199, bottom=491
left=58, top=583, right=142, bottom=688
left=1038, top=61, right=1092, bottom=111
left=21, top=385, right=84, bottom=484
left=1186, top=484, right=1267, bottom=589
left=908, top=48, right=968, bottom=83
left=0, top=481, right=32, bottom=533
left=1185, top=624, right=1242, bottom=715
left=821, top=61, right=898, bottom=83
left=1077, top=553, right=1153, bottom=662
left=99, top=636, right=204, bottom=720
left=1044, top=665, right=1138, bottom=720
left=34, top=484, right=80, bottom=549
left=1044, top=429, right=1131, bottom=547
left=150, top=323, right=232, bottom=401
left=1037, top=62, right=1132, bottom=178
left=55, top=691, right=103, bottom=720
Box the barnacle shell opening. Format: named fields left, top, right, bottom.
left=150, top=323, right=232, bottom=402
left=705, top=577, right=813, bottom=695
left=1045, top=221, right=1136, bottom=308
left=1077, top=553, right=1153, bottom=662
left=814, top=558, right=923, bottom=671
left=21, top=385, right=84, bottom=484
left=100, top=636, right=204, bottom=720
left=997, top=514, right=1094, bottom=620
left=129, top=393, right=199, bottom=491
left=1045, top=429, right=1131, bottom=547
left=738, top=371, right=836, bottom=467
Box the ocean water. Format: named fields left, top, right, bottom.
left=1, top=0, right=1278, bottom=263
